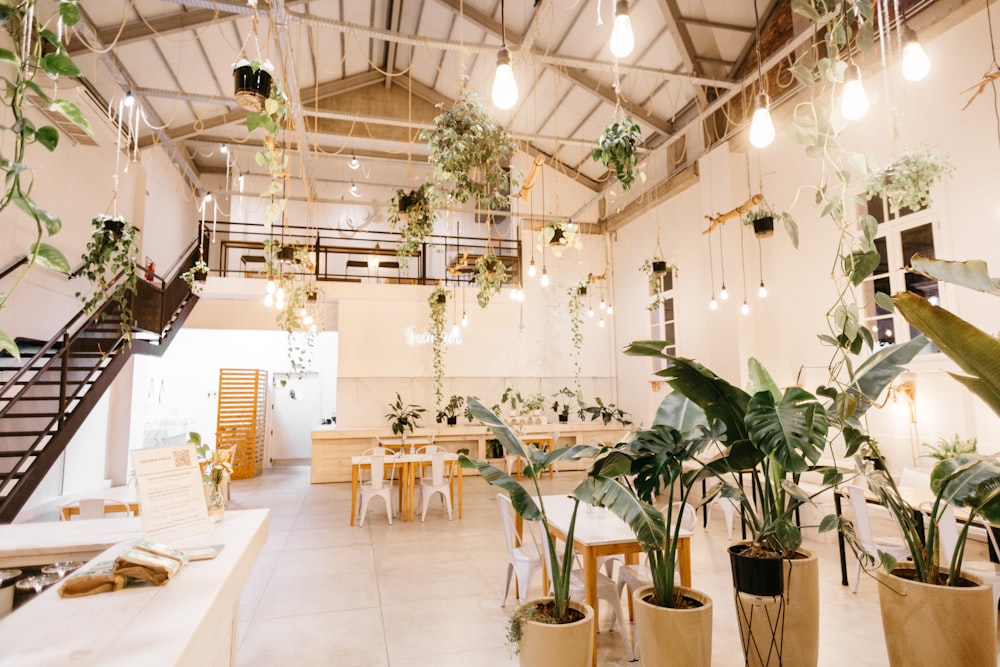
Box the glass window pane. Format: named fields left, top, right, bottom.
left=662, top=298, right=674, bottom=322
left=867, top=195, right=886, bottom=224
left=874, top=237, right=889, bottom=276
left=663, top=322, right=675, bottom=345
left=901, top=223, right=935, bottom=266
left=661, top=272, right=673, bottom=292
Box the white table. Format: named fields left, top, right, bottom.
left=349, top=452, right=463, bottom=524
left=0, top=509, right=269, bottom=667
left=538, top=494, right=692, bottom=667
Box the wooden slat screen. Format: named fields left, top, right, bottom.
left=216, top=368, right=267, bottom=480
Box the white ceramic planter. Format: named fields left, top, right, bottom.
left=515, top=597, right=594, bottom=667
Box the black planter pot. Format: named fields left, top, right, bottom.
left=233, top=65, right=272, bottom=112
left=277, top=246, right=295, bottom=262
left=752, top=216, right=775, bottom=238
left=446, top=416, right=458, bottom=426
left=863, top=455, right=886, bottom=471
left=651, top=260, right=668, bottom=275
left=435, top=293, right=447, bottom=305
left=193, top=269, right=208, bottom=282
left=729, top=543, right=784, bottom=597
left=578, top=285, right=587, bottom=296
left=99, top=218, right=125, bottom=236
left=398, top=193, right=417, bottom=212
left=549, top=227, right=566, bottom=245
left=558, top=414, right=568, bottom=423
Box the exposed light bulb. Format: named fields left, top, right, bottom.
left=348, top=156, right=360, bottom=170
left=276, top=287, right=286, bottom=301
left=310, top=324, right=317, bottom=333
left=758, top=282, right=768, bottom=298
left=540, top=268, right=550, bottom=287
left=219, top=144, right=228, bottom=154
left=902, top=25, right=931, bottom=82
left=607, top=304, right=613, bottom=315
left=266, top=280, right=276, bottom=295
left=517, top=289, right=525, bottom=303
left=304, top=314, right=313, bottom=325
left=609, top=1, right=635, bottom=59
left=588, top=307, right=595, bottom=317
left=598, top=317, right=605, bottom=328
left=491, top=46, right=518, bottom=109
left=263, top=293, right=274, bottom=308
left=741, top=301, right=750, bottom=315
left=299, top=308, right=308, bottom=317
left=202, top=192, right=213, bottom=204
left=461, top=311, right=468, bottom=327
left=720, top=284, right=729, bottom=300
left=510, top=286, right=518, bottom=301
left=238, top=174, right=245, bottom=191
left=885, top=328, right=894, bottom=338
left=450, top=324, right=460, bottom=338
left=749, top=93, right=775, bottom=148
left=368, top=255, right=378, bottom=271
left=123, top=91, right=135, bottom=107
left=528, top=258, right=536, bottom=278
left=709, top=297, right=718, bottom=311
left=349, top=183, right=361, bottom=198
left=599, top=299, right=607, bottom=311
left=841, top=65, right=869, bottom=120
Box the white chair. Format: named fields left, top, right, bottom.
left=417, top=450, right=453, bottom=521
left=357, top=449, right=397, bottom=526
left=936, top=504, right=1000, bottom=612
left=704, top=479, right=741, bottom=540
left=497, top=494, right=543, bottom=605
left=541, top=526, right=635, bottom=661
left=844, top=484, right=911, bottom=593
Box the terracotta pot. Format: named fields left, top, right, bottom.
left=731, top=542, right=819, bottom=667
left=515, top=598, right=594, bottom=667
left=877, top=567, right=994, bottom=667
left=633, top=585, right=711, bottom=667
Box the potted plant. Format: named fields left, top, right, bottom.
left=428, top=285, right=448, bottom=411
left=233, top=58, right=274, bottom=112
left=77, top=214, right=140, bottom=339
left=420, top=90, right=516, bottom=211
left=853, top=254, right=1000, bottom=666
left=551, top=387, right=580, bottom=423
left=244, top=78, right=291, bottom=228
left=180, top=258, right=210, bottom=294
left=865, top=146, right=953, bottom=215
left=592, top=117, right=643, bottom=191
left=475, top=251, right=507, bottom=308
left=385, top=392, right=425, bottom=439
left=436, top=394, right=464, bottom=426
left=579, top=396, right=631, bottom=427
left=742, top=205, right=775, bottom=237
left=640, top=259, right=673, bottom=312
left=540, top=220, right=582, bottom=258
left=190, top=432, right=232, bottom=524
left=922, top=434, right=977, bottom=461
left=459, top=398, right=598, bottom=666
left=567, top=281, right=588, bottom=389
left=389, top=183, right=439, bottom=267
left=578, top=393, right=714, bottom=667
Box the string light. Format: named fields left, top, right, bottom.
left=748, top=0, right=774, bottom=148
left=609, top=0, right=635, bottom=58
left=263, top=293, right=273, bottom=307
left=123, top=91, right=135, bottom=107
left=462, top=311, right=468, bottom=327
left=492, top=2, right=518, bottom=109
left=541, top=267, right=549, bottom=287
left=841, top=63, right=869, bottom=120
left=528, top=257, right=536, bottom=278
left=709, top=296, right=718, bottom=311
left=759, top=281, right=768, bottom=298
left=348, top=155, right=360, bottom=170
left=219, top=143, right=228, bottom=154
left=741, top=301, right=750, bottom=315
left=902, top=24, right=931, bottom=82
left=720, top=283, right=729, bottom=300
left=266, top=280, right=276, bottom=295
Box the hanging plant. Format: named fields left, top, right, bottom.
left=475, top=252, right=507, bottom=308
left=538, top=219, right=582, bottom=258
left=0, top=1, right=91, bottom=358
left=275, top=277, right=322, bottom=374
left=428, top=285, right=448, bottom=411
left=566, top=280, right=589, bottom=391
left=77, top=215, right=140, bottom=339
left=865, top=146, right=954, bottom=215
left=180, top=259, right=210, bottom=294
left=420, top=90, right=516, bottom=210
left=741, top=202, right=799, bottom=242
left=388, top=183, right=440, bottom=266
left=639, top=259, right=674, bottom=312
left=592, top=117, right=644, bottom=191
left=245, top=80, right=291, bottom=229
left=233, top=58, right=274, bottom=112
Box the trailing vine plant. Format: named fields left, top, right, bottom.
left=245, top=77, right=291, bottom=229
left=865, top=146, right=953, bottom=215
left=77, top=215, right=140, bottom=340
left=428, top=285, right=448, bottom=411
left=388, top=183, right=439, bottom=267
left=639, top=259, right=674, bottom=312
left=592, top=117, right=644, bottom=191
left=566, top=280, right=589, bottom=392
left=474, top=251, right=507, bottom=308
left=0, top=0, right=91, bottom=357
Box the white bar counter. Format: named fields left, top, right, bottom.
left=311, top=423, right=631, bottom=483
left=0, top=509, right=269, bottom=667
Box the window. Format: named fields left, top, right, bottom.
left=649, top=269, right=676, bottom=373
left=859, top=195, right=938, bottom=350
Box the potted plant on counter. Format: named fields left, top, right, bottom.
left=385, top=393, right=425, bottom=440
left=551, top=387, right=580, bottom=423
left=459, top=398, right=598, bottom=666
left=436, top=394, right=465, bottom=426
left=579, top=396, right=631, bottom=427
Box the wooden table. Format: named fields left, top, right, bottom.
left=350, top=453, right=463, bottom=525
left=60, top=500, right=141, bottom=521
left=539, top=494, right=691, bottom=667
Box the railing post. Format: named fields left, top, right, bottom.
left=59, top=332, right=69, bottom=423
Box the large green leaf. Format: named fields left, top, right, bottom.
left=655, top=356, right=750, bottom=445
left=747, top=357, right=781, bottom=400
left=40, top=53, right=80, bottom=78
left=893, top=292, right=1000, bottom=418
left=49, top=99, right=91, bottom=136
left=745, top=388, right=828, bottom=473
left=909, top=254, right=1000, bottom=296
left=847, top=335, right=928, bottom=420
left=0, top=330, right=18, bottom=359
left=651, top=392, right=705, bottom=433
left=30, top=242, right=70, bottom=273
left=458, top=455, right=540, bottom=521
left=932, top=455, right=1000, bottom=525
left=573, top=477, right=667, bottom=553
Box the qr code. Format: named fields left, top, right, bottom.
left=173, top=448, right=192, bottom=468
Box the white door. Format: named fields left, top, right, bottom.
left=269, top=373, right=321, bottom=464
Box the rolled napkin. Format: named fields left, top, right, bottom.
left=58, top=561, right=125, bottom=598
left=113, top=540, right=189, bottom=585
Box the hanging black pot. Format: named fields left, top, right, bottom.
left=729, top=543, right=784, bottom=597
left=277, top=246, right=295, bottom=262
left=651, top=260, right=668, bottom=275
left=233, top=64, right=272, bottom=112
left=752, top=216, right=775, bottom=238
left=578, top=285, right=588, bottom=297
left=435, top=292, right=447, bottom=305
left=398, top=192, right=417, bottom=212
left=100, top=218, right=125, bottom=236
left=549, top=227, right=566, bottom=245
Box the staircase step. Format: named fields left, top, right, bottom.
left=0, top=430, right=52, bottom=438
left=0, top=411, right=59, bottom=419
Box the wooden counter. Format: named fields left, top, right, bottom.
left=311, top=423, right=631, bottom=483
left=0, top=509, right=269, bottom=667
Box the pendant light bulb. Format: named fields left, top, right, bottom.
left=263, top=293, right=274, bottom=308
left=588, top=307, right=595, bottom=318
left=741, top=301, right=750, bottom=315
left=461, top=311, right=468, bottom=327
left=304, top=314, right=313, bottom=325
left=759, top=282, right=768, bottom=298
left=450, top=324, right=460, bottom=338
left=509, top=286, right=518, bottom=301
left=348, top=156, right=360, bottom=170
left=599, top=298, right=606, bottom=311
left=902, top=25, right=931, bottom=82
left=540, top=268, right=550, bottom=287
left=720, top=284, right=729, bottom=301
left=841, top=65, right=869, bottom=120
left=607, top=304, right=613, bottom=315
left=266, top=280, right=276, bottom=295
left=528, top=258, right=536, bottom=278
left=492, top=46, right=518, bottom=110
left=749, top=93, right=775, bottom=148
left=598, top=317, right=605, bottom=328
left=609, top=1, right=635, bottom=59
left=123, top=91, right=136, bottom=107
left=276, top=286, right=286, bottom=301
left=709, top=297, right=718, bottom=311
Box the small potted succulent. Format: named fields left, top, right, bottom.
left=233, top=58, right=274, bottom=112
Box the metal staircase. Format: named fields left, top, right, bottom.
left=0, top=242, right=202, bottom=523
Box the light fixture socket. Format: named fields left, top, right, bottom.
left=755, top=92, right=770, bottom=112
left=615, top=0, right=629, bottom=17
left=496, top=45, right=512, bottom=68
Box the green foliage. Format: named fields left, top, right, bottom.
left=428, top=286, right=448, bottom=410
left=566, top=281, right=588, bottom=391
left=0, top=0, right=89, bottom=357
left=474, top=252, right=507, bottom=308
left=76, top=216, right=139, bottom=340
left=385, top=392, right=425, bottom=437
left=923, top=435, right=977, bottom=461
left=551, top=386, right=582, bottom=419
left=639, top=259, right=673, bottom=312
left=580, top=396, right=632, bottom=426
left=267, top=243, right=322, bottom=374
left=540, top=220, right=581, bottom=257
left=245, top=80, right=290, bottom=228
left=388, top=183, right=439, bottom=267
left=180, top=259, right=210, bottom=294
left=436, top=394, right=464, bottom=423
left=592, top=117, right=643, bottom=191
left=421, top=90, right=515, bottom=209
left=865, top=146, right=953, bottom=215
